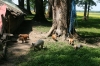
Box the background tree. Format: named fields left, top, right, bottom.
left=18, top=0, right=24, bottom=8
left=87, top=0, right=96, bottom=18
left=76, top=0, right=96, bottom=20
left=27, top=0, right=32, bottom=14
left=84, top=1, right=87, bottom=20
left=33, top=0, right=47, bottom=22
left=29, top=0, right=35, bottom=13
left=76, top=0, right=87, bottom=20
left=48, top=0, right=53, bottom=18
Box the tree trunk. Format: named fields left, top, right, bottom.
left=48, top=0, right=52, bottom=18
left=83, top=1, right=87, bottom=20
left=34, top=5, right=36, bottom=13
left=18, top=0, right=24, bottom=8
left=33, top=0, right=47, bottom=22
left=47, top=0, right=78, bottom=40
left=27, top=0, right=32, bottom=14
left=87, top=3, right=90, bottom=19
left=47, top=0, right=69, bottom=40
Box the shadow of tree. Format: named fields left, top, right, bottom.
left=13, top=17, right=52, bottom=34
left=76, top=16, right=100, bottom=29
left=76, top=16, right=100, bottom=45
left=13, top=20, right=33, bottom=34
left=77, top=31, right=100, bottom=45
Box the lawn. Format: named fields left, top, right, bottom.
left=16, top=43, right=100, bottom=66
left=76, top=12, right=100, bottom=36
left=16, top=12, right=100, bottom=66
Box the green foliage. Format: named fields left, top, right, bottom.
left=30, top=0, right=35, bottom=9
left=24, top=0, right=35, bottom=10
left=76, top=0, right=96, bottom=8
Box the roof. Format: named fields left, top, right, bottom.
left=0, top=0, right=26, bottom=16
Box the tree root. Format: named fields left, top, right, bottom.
left=46, top=26, right=55, bottom=37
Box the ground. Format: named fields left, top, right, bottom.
left=0, top=20, right=100, bottom=66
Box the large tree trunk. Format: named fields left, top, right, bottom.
left=47, top=0, right=68, bottom=40
left=47, top=0, right=77, bottom=40
left=33, top=0, right=47, bottom=22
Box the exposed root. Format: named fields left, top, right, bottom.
left=46, top=26, right=55, bottom=37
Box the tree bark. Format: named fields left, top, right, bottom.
left=47, top=0, right=68, bottom=39
left=47, top=0, right=78, bottom=40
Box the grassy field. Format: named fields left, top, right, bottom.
left=16, top=12, right=100, bottom=66
left=76, top=12, right=100, bottom=37
left=77, top=12, right=100, bottom=18
left=16, top=43, right=100, bottom=66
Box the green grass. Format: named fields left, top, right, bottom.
left=33, top=26, right=50, bottom=32
left=15, top=12, right=100, bottom=66
left=76, top=12, right=100, bottom=37
left=77, top=12, right=100, bottom=18
left=24, top=14, right=35, bottom=20
left=16, top=42, right=100, bottom=66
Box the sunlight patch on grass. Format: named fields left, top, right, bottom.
left=76, top=27, right=100, bottom=32
left=76, top=27, right=100, bottom=36
left=16, top=41, right=100, bottom=66
left=76, top=12, right=100, bottom=36
left=33, top=26, right=50, bottom=32
left=24, top=15, right=35, bottom=20
left=77, top=12, right=100, bottom=18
